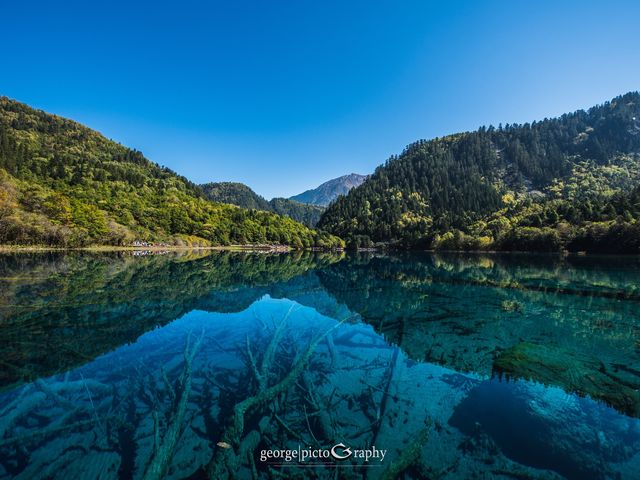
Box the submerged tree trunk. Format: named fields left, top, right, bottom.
left=207, top=319, right=343, bottom=479
left=142, top=332, right=203, bottom=480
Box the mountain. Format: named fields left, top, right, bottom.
left=290, top=173, right=368, bottom=206
left=0, top=97, right=344, bottom=249
left=268, top=197, right=325, bottom=228
left=318, top=92, right=640, bottom=253
left=200, top=182, right=272, bottom=211
left=200, top=181, right=325, bottom=227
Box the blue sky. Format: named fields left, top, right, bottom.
left=1, top=1, right=639, bottom=199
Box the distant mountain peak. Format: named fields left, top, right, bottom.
left=290, top=173, right=368, bottom=206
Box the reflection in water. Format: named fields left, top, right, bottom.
left=450, top=379, right=640, bottom=480
left=317, top=253, right=640, bottom=417
left=0, top=251, right=639, bottom=479
left=0, top=250, right=345, bottom=389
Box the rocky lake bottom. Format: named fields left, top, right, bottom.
left=0, top=251, right=639, bottom=479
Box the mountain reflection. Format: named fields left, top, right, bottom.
left=1, top=251, right=639, bottom=419
left=0, top=251, right=345, bottom=389
left=2, top=251, right=640, bottom=479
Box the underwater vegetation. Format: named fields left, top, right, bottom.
left=317, top=253, right=640, bottom=418
left=0, top=302, right=432, bottom=479
left=493, top=342, right=640, bottom=417
left=1, top=251, right=640, bottom=479
left=4, top=298, right=609, bottom=479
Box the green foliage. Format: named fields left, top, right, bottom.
left=569, top=220, right=640, bottom=253
left=319, top=92, right=640, bottom=252
left=498, top=227, right=563, bottom=252
left=200, top=182, right=325, bottom=227
left=268, top=197, right=324, bottom=227
left=0, top=97, right=344, bottom=249
left=347, top=234, right=374, bottom=250
left=433, top=230, right=494, bottom=251
left=200, top=182, right=272, bottom=211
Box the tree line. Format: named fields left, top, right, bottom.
left=0, top=97, right=343, bottom=249
left=318, top=92, right=640, bottom=253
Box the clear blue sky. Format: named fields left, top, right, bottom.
left=1, top=1, right=639, bottom=199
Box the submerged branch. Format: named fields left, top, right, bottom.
left=208, top=317, right=345, bottom=479
left=142, top=331, right=203, bottom=480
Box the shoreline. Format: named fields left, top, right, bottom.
left=0, top=244, right=294, bottom=253
left=0, top=245, right=637, bottom=257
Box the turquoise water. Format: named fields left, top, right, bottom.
left=0, top=251, right=639, bottom=479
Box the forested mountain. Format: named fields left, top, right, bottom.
left=290, top=173, right=368, bottom=206
left=269, top=197, right=325, bottom=227
left=200, top=181, right=325, bottom=227
left=318, top=92, right=640, bottom=253
left=200, top=182, right=272, bottom=211
left=0, top=97, right=344, bottom=249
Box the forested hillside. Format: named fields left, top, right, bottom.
left=269, top=197, right=324, bottom=227
left=0, top=97, right=343, bottom=249
left=319, top=92, right=640, bottom=252
left=200, top=182, right=272, bottom=211
left=200, top=181, right=324, bottom=227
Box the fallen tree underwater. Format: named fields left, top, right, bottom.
left=0, top=308, right=446, bottom=480
left=142, top=332, right=204, bottom=480
left=207, top=311, right=348, bottom=479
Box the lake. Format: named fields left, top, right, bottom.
left=0, top=250, right=639, bottom=479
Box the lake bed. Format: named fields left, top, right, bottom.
left=0, top=251, right=639, bottom=479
